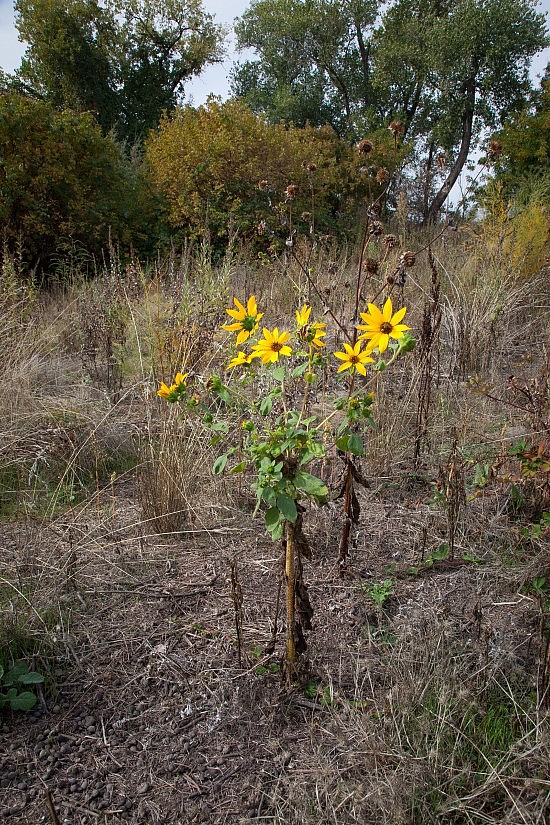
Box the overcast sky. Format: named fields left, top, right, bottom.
left=1, top=0, right=549, bottom=104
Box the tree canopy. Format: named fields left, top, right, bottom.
left=0, top=91, right=156, bottom=270
left=12, top=0, right=224, bottom=141
left=232, top=0, right=548, bottom=222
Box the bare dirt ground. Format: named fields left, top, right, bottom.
left=1, top=466, right=547, bottom=825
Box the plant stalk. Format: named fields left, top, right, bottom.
left=285, top=521, right=296, bottom=675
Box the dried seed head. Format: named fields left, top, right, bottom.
left=300, top=211, right=312, bottom=221
left=258, top=179, right=268, bottom=190
left=436, top=152, right=447, bottom=170
left=384, top=234, right=398, bottom=249
left=363, top=257, right=379, bottom=275
left=284, top=183, right=299, bottom=200
left=257, top=219, right=266, bottom=235
left=302, top=160, right=317, bottom=172
left=376, top=167, right=390, bottom=184
left=388, top=119, right=405, bottom=136
left=386, top=274, right=396, bottom=286
left=401, top=251, right=416, bottom=267
left=357, top=139, right=374, bottom=156
left=487, top=140, right=503, bottom=160
left=370, top=220, right=384, bottom=237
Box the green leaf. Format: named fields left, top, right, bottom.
left=276, top=493, right=298, bottom=523
left=293, top=472, right=328, bottom=502
left=265, top=507, right=281, bottom=531
left=335, top=434, right=350, bottom=451
left=261, top=487, right=276, bottom=507
left=230, top=461, right=246, bottom=474
left=291, top=361, right=310, bottom=378
left=9, top=691, right=37, bottom=712
left=212, top=454, right=228, bottom=475
left=269, top=520, right=284, bottom=541
left=336, top=433, right=363, bottom=455
left=347, top=433, right=363, bottom=456
left=272, top=367, right=286, bottom=382
left=259, top=396, right=272, bottom=416
left=17, top=672, right=44, bottom=685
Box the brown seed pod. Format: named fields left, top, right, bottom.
left=401, top=251, right=416, bottom=267
left=388, top=119, right=405, bottom=136
left=356, top=138, right=374, bottom=156
left=384, top=234, right=398, bottom=248
left=284, top=183, right=299, bottom=199
left=376, top=167, right=389, bottom=184
left=487, top=140, right=503, bottom=160
left=370, top=220, right=384, bottom=237
left=258, top=179, right=268, bottom=190
left=363, top=257, right=379, bottom=275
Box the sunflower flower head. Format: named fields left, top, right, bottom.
left=333, top=342, right=374, bottom=376
left=222, top=296, right=264, bottom=346
left=356, top=297, right=410, bottom=354
left=157, top=371, right=189, bottom=402
left=251, top=327, right=292, bottom=364
left=226, top=351, right=255, bottom=370
left=307, top=322, right=326, bottom=348
left=296, top=304, right=312, bottom=328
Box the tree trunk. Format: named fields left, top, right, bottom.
left=425, top=77, right=476, bottom=224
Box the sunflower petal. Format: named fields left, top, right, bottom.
left=382, top=297, right=393, bottom=321
left=391, top=306, right=407, bottom=325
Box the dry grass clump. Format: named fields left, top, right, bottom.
left=257, top=620, right=548, bottom=825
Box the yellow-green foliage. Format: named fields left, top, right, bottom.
left=145, top=97, right=400, bottom=243
left=481, top=182, right=549, bottom=280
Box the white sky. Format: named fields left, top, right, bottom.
left=1, top=0, right=549, bottom=102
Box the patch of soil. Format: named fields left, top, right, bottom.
left=0, top=478, right=546, bottom=823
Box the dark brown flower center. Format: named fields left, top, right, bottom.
left=350, top=355, right=359, bottom=364
left=272, top=342, right=282, bottom=352
left=380, top=321, right=393, bottom=334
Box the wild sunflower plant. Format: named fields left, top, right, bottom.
left=157, top=293, right=414, bottom=677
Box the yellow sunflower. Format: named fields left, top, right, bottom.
left=226, top=351, right=254, bottom=369
left=222, top=296, right=264, bottom=345
left=333, top=342, right=374, bottom=376
left=157, top=371, right=188, bottom=400
left=251, top=328, right=292, bottom=364
left=308, top=322, right=326, bottom=349
left=296, top=304, right=312, bottom=327
left=356, top=297, right=410, bottom=353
